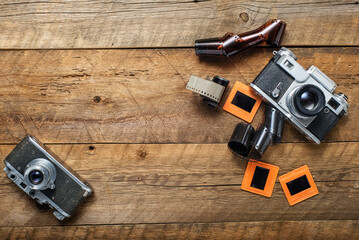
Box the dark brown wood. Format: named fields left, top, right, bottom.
left=0, top=142, right=358, bottom=227
left=0, top=1, right=358, bottom=48
left=2, top=179, right=358, bottom=226
left=0, top=48, right=357, bottom=144
left=1, top=220, right=358, bottom=240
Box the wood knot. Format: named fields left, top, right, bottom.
left=137, top=150, right=147, bottom=158
left=93, top=96, right=101, bottom=103
left=88, top=146, right=95, bottom=151
left=239, top=12, right=249, bottom=22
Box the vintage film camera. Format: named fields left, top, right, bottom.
left=3, top=135, right=93, bottom=220
left=250, top=47, right=349, bottom=143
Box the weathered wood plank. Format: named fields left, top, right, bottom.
left=2, top=142, right=357, bottom=185
left=0, top=48, right=357, bottom=144
left=0, top=0, right=358, bottom=48
left=0, top=142, right=358, bottom=226
left=1, top=179, right=357, bottom=226
left=1, top=220, right=358, bottom=240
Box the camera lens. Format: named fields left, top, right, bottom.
left=294, top=85, right=325, bottom=116
left=29, top=170, right=44, bottom=185
left=24, top=158, right=57, bottom=190
left=299, top=91, right=317, bottom=110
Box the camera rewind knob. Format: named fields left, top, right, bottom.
left=338, top=92, right=348, bottom=101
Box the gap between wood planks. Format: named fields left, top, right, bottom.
left=0, top=45, right=358, bottom=51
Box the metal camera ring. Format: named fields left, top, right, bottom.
left=286, top=85, right=325, bottom=120
left=286, top=86, right=308, bottom=120
left=24, top=158, right=56, bottom=191
left=293, top=85, right=325, bottom=116
left=278, top=47, right=297, bottom=60
left=333, top=93, right=349, bottom=115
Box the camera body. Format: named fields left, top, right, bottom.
left=3, top=135, right=93, bottom=220
left=250, top=47, right=348, bottom=143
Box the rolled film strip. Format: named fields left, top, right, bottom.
left=186, top=76, right=227, bottom=104
left=227, top=105, right=285, bottom=161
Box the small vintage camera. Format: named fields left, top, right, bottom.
left=3, top=135, right=93, bottom=220
left=250, top=47, right=349, bottom=143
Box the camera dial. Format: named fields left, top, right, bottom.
left=24, top=158, right=56, bottom=191
left=277, top=47, right=297, bottom=60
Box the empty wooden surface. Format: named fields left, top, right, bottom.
left=1, top=220, right=358, bottom=240
left=0, top=1, right=358, bottom=240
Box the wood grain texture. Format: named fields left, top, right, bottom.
left=0, top=142, right=358, bottom=227
left=0, top=2, right=358, bottom=237
left=0, top=0, right=358, bottom=48
left=0, top=47, right=357, bottom=144
left=1, top=220, right=358, bottom=240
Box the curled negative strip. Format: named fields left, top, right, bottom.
left=228, top=105, right=285, bottom=160
left=195, top=19, right=287, bottom=57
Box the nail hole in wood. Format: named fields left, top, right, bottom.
left=137, top=150, right=147, bottom=158
left=93, top=96, right=101, bottom=103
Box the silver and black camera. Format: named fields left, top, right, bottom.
left=250, top=47, right=349, bottom=143
left=3, top=135, right=93, bottom=220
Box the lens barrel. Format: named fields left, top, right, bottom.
left=24, top=158, right=56, bottom=191
left=29, top=170, right=44, bottom=185
left=294, top=85, right=325, bottom=116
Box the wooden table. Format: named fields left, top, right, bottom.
left=0, top=1, right=358, bottom=239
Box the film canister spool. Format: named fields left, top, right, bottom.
left=204, top=76, right=230, bottom=107
left=228, top=123, right=255, bottom=158
left=186, top=75, right=229, bottom=107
